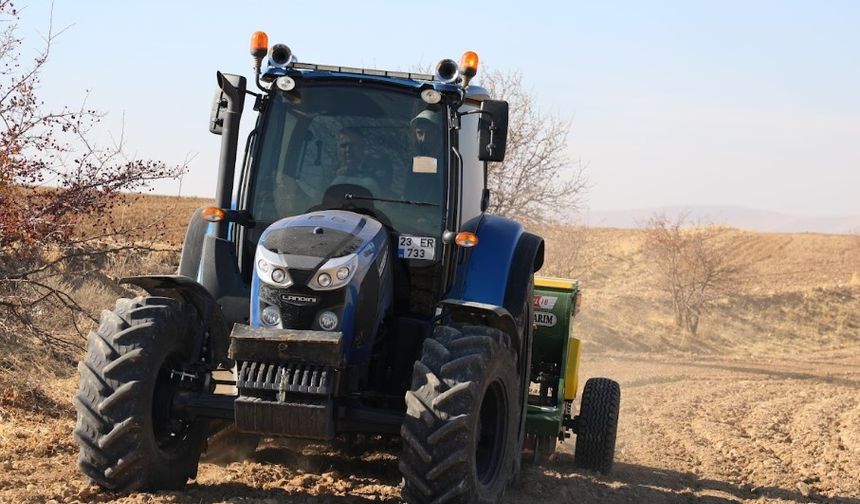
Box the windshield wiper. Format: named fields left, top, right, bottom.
left=345, top=193, right=440, bottom=207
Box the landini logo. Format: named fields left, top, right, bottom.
left=280, top=293, right=320, bottom=306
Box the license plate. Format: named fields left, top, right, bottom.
left=397, top=235, right=435, bottom=260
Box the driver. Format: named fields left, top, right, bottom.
left=331, top=127, right=386, bottom=195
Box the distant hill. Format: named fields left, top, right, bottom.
left=581, top=206, right=860, bottom=235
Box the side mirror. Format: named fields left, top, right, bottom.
left=209, top=90, right=227, bottom=135
left=478, top=100, right=509, bottom=162
left=209, top=72, right=246, bottom=135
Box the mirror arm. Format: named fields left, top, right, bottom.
left=254, top=68, right=270, bottom=93
left=457, top=109, right=495, bottom=120
left=223, top=209, right=256, bottom=228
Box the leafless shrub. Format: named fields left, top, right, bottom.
left=479, top=70, right=587, bottom=222
left=0, top=2, right=185, bottom=371
left=644, top=213, right=759, bottom=337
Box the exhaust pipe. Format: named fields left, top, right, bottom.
left=213, top=71, right=247, bottom=237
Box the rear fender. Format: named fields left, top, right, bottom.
left=503, top=231, right=545, bottom=328
left=120, top=275, right=232, bottom=367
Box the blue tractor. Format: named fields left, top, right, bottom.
left=73, top=33, right=619, bottom=503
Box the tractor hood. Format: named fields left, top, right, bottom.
left=250, top=210, right=392, bottom=364
left=257, top=210, right=385, bottom=274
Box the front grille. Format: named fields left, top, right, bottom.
left=259, top=284, right=344, bottom=330
left=236, top=361, right=335, bottom=396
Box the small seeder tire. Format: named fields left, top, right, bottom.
left=399, top=324, right=521, bottom=504
left=73, top=296, right=207, bottom=491
left=573, top=377, right=620, bottom=474
left=527, top=434, right=557, bottom=465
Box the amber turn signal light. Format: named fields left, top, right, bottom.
left=201, top=207, right=226, bottom=222
left=455, top=231, right=479, bottom=247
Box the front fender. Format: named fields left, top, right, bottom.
left=120, top=275, right=231, bottom=367
left=453, top=215, right=523, bottom=307
left=450, top=215, right=544, bottom=326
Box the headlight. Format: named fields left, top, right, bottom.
left=336, top=266, right=350, bottom=280
left=255, top=247, right=292, bottom=288
left=257, top=259, right=270, bottom=273
left=318, top=311, right=338, bottom=331
left=317, top=272, right=332, bottom=288
left=271, top=268, right=287, bottom=284
left=309, top=254, right=359, bottom=291
left=261, top=305, right=281, bottom=326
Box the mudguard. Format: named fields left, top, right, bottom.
left=120, top=275, right=232, bottom=367
left=447, top=215, right=544, bottom=350
left=504, top=231, right=545, bottom=325
left=454, top=215, right=523, bottom=307
left=177, top=207, right=209, bottom=279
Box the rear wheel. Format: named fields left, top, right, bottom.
left=573, top=377, right=620, bottom=474
left=400, top=324, right=520, bottom=504
left=74, top=296, right=208, bottom=491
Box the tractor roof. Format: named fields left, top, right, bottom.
left=261, top=63, right=490, bottom=101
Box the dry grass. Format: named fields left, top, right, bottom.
left=71, top=192, right=214, bottom=246
left=6, top=194, right=860, bottom=386
left=536, top=226, right=860, bottom=355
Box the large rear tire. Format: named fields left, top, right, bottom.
left=573, top=377, right=620, bottom=474
left=400, top=324, right=521, bottom=504
left=73, top=296, right=207, bottom=491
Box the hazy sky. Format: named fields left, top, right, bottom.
left=15, top=1, right=860, bottom=216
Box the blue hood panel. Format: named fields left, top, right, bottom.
left=250, top=210, right=392, bottom=366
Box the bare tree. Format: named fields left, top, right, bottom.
left=644, top=213, right=757, bottom=337
left=478, top=69, right=587, bottom=222
left=0, top=2, right=184, bottom=365
left=406, top=65, right=586, bottom=222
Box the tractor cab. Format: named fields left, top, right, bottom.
left=241, top=78, right=451, bottom=325
left=202, top=37, right=511, bottom=334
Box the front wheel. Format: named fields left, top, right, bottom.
left=400, top=324, right=521, bottom=504
left=73, top=296, right=208, bottom=491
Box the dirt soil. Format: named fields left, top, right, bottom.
left=2, top=348, right=858, bottom=504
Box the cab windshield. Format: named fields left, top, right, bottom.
left=248, top=83, right=447, bottom=237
